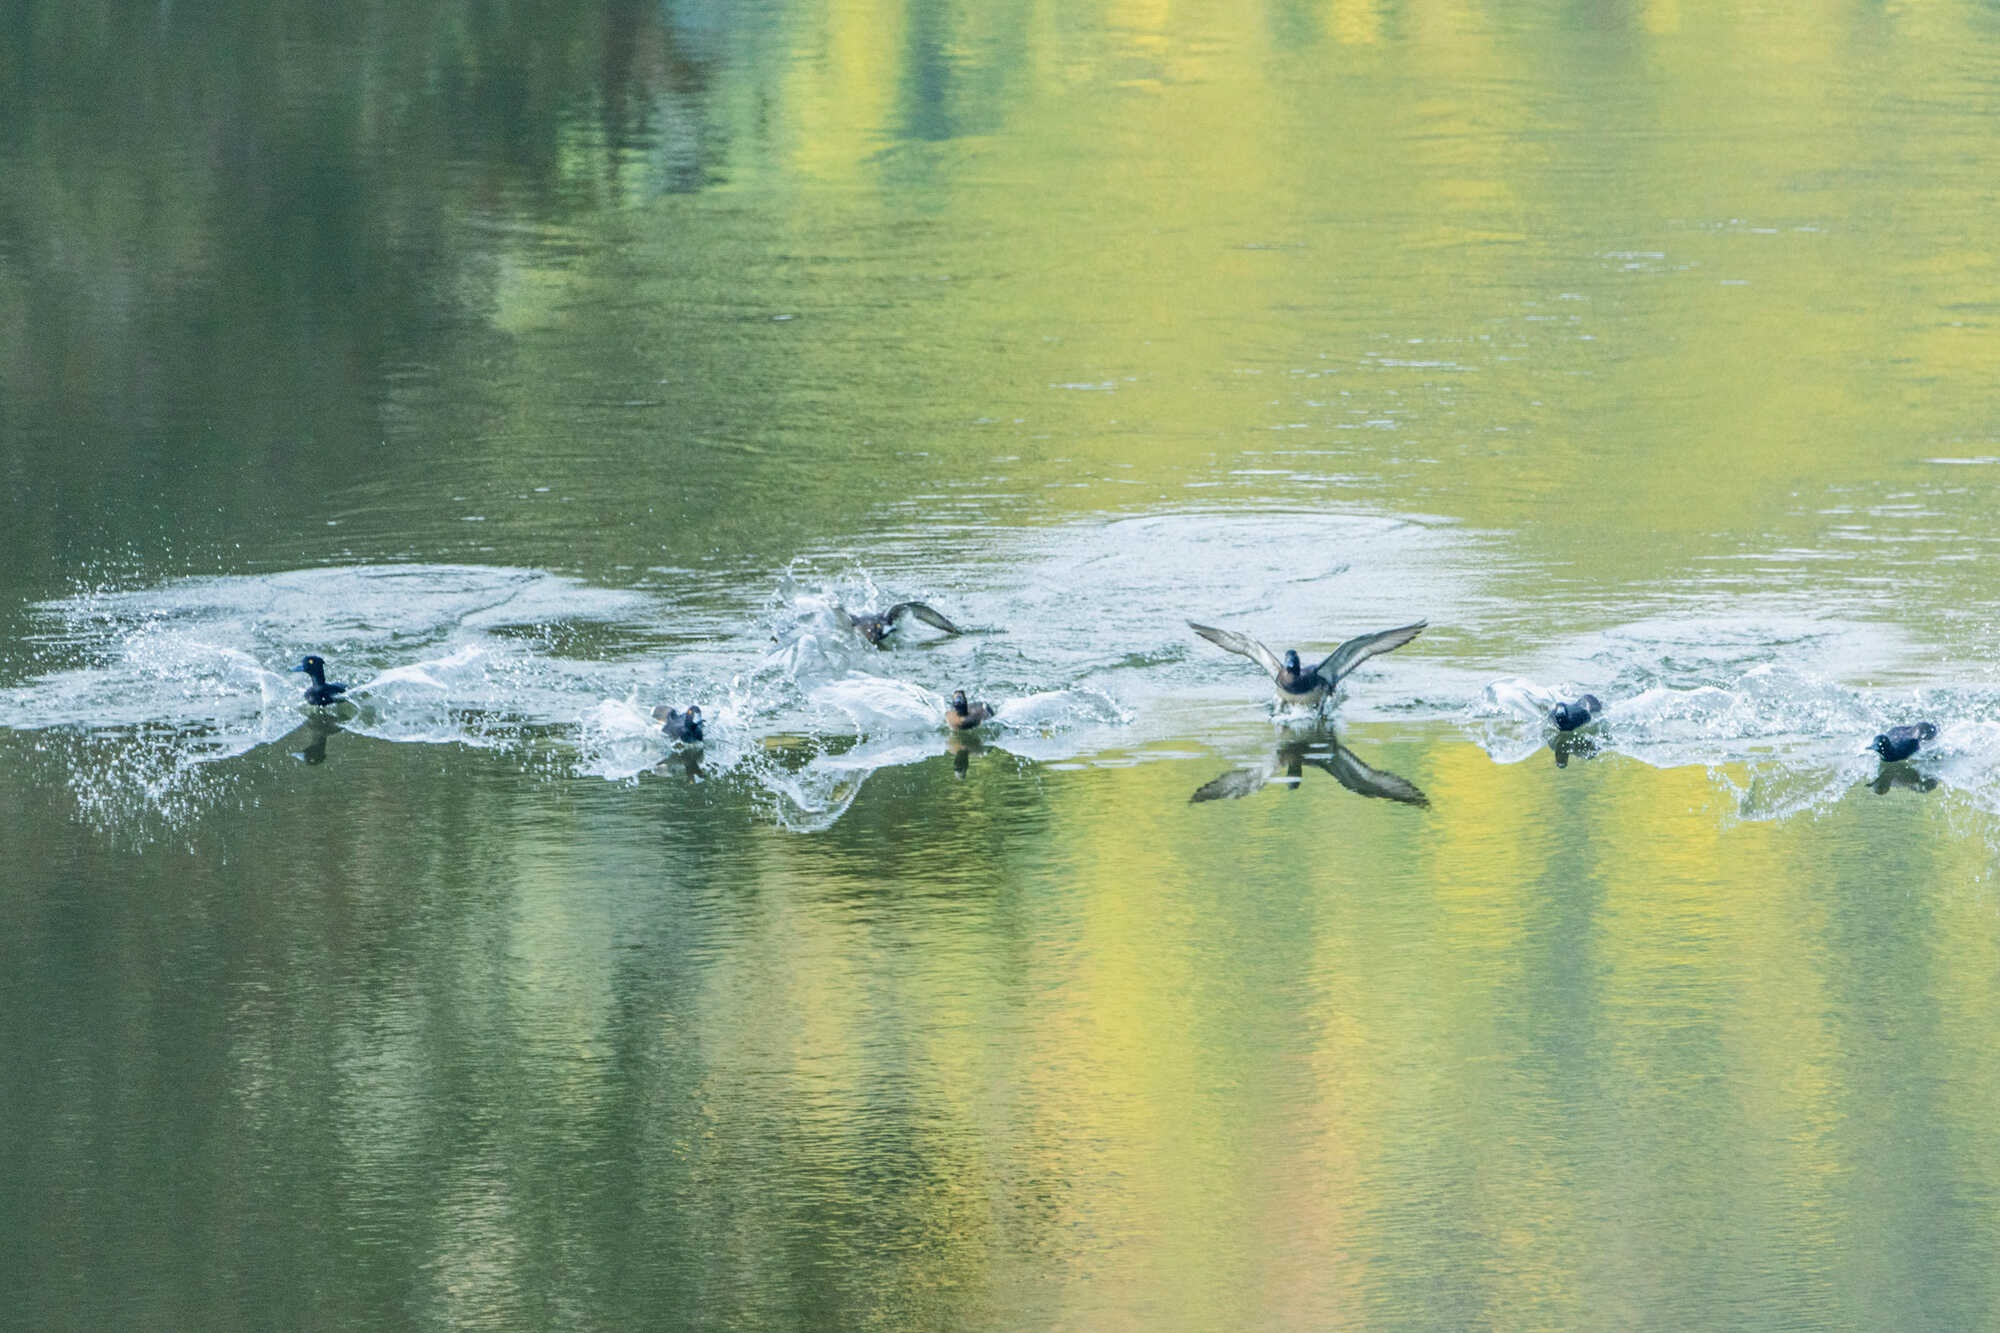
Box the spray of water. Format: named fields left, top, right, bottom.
left=4, top=514, right=1997, bottom=833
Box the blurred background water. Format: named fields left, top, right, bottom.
left=5, top=0, right=2000, bottom=1325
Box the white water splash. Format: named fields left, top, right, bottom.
left=7, top=512, right=2000, bottom=833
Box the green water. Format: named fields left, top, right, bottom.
left=6, top=1, right=2000, bottom=1327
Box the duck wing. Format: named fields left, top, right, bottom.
left=1189, top=622, right=1285, bottom=681
left=1314, top=620, right=1426, bottom=685
left=886, top=601, right=963, bottom=635
left=1311, top=743, right=1429, bottom=807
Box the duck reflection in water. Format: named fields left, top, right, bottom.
left=653, top=747, right=706, bottom=780
left=1870, top=766, right=1938, bottom=796
left=946, top=730, right=986, bottom=779
left=1550, top=731, right=1603, bottom=768
left=288, top=714, right=343, bottom=765
left=1190, top=728, right=1428, bottom=807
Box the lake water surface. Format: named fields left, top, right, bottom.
left=6, top=1, right=2000, bottom=1326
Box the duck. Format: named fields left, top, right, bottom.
left=944, top=689, right=995, bottom=731
left=1189, top=619, right=1426, bottom=711
left=1870, top=721, right=1937, bottom=763
left=652, top=704, right=704, bottom=743
left=291, top=655, right=349, bottom=707
left=1550, top=694, right=1603, bottom=732
left=1191, top=731, right=1428, bottom=807
left=846, top=601, right=964, bottom=646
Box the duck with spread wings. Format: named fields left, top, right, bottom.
left=1188, top=619, right=1426, bottom=712
left=847, top=602, right=964, bottom=646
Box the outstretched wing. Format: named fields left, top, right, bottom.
left=887, top=601, right=964, bottom=635
left=1313, top=744, right=1430, bottom=807
left=1315, top=620, right=1426, bottom=684
left=1189, top=622, right=1285, bottom=681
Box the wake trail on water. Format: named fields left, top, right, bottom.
left=1471, top=660, right=2000, bottom=822
left=4, top=512, right=2000, bottom=832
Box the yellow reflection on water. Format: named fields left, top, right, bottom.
left=453, top=0, right=2000, bottom=592
left=614, top=739, right=2000, bottom=1322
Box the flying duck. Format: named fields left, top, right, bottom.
left=1189, top=620, right=1426, bottom=711
left=846, top=601, right=963, bottom=646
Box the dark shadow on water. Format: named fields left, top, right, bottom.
left=1550, top=732, right=1603, bottom=768
left=286, top=715, right=344, bottom=765
left=1870, top=764, right=1939, bottom=796
left=947, top=732, right=986, bottom=779
left=1190, top=727, right=1428, bottom=807
left=652, top=746, right=707, bottom=781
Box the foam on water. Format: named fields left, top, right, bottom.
left=6, top=512, right=2000, bottom=832
left=1470, top=662, right=2000, bottom=823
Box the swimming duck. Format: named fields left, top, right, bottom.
left=291, top=655, right=349, bottom=707
left=1550, top=694, right=1603, bottom=732
left=1189, top=619, right=1426, bottom=711
left=1870, top=721, right=1937, bottom=763
left=846, top=601, right=964, bottom=646
left=1191, top=731, right=1428, bottom=807
left=944, top=689, right=995, bottom=731
left=652, top=704, right=704, bottom=743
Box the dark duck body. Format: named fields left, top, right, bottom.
left=652, top=704, right=705, bottom=743
left=848, top=601, right=963, bottom=646
left=1550, top=694, right=1603, bottom=732
left=944, top=689, right=994, bottom=731
left=1871, top=721, right=1937, bottom=763
left=1188, top=620, right=1427, bottom=711
left=291, top=655, right=349, bottom=707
